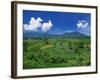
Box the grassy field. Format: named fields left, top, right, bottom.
left=23, top=38, right=91, bottom=69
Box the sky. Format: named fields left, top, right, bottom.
left=23, top=10, right=91, bottom=36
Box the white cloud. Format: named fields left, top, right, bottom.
left=37, top=17, right=43, bottom=22
left=24, top=17, right=43, bottom=31
left=76, top=20, right=88, bottom=29
left=76, top=20, right=90, bottom=36
left=24, top=17, right=53, bottom=32
left=42, top=20, right=53, bottom=32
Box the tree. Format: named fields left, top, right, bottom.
left=68, top=41, right=73, bottom=49
left=44, top=38, right=49, bottom=44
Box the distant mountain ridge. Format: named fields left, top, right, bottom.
left=23, top=31, right=89, bottom=39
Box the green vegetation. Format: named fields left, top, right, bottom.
left=23, top=38, right=91, bottom=69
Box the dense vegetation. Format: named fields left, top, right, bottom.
left=23, top=37, right=91, bottom=69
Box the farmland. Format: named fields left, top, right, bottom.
left=23, top=37, right=91, bottom=69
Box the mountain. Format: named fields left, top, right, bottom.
left=62, top=32, right=89, bottom=38
left=23, top=31, right=89, bottom=39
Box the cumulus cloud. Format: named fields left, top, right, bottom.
left=24, top=17, right=53, bottom=32
left=76, top=20, right=90, bottom=36
left=76, top=20, right=88, bottom=29
left=42, top=20, right=53, bottom=32
left=24, top=17, right=43, bottom=31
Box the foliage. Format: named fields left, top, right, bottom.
left=23, top=38, right=91, bottom=69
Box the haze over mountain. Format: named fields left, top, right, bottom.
left=23, top=31, right=89, bottom=39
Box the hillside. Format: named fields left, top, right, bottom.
left=23, top=31, right=89, bottom=39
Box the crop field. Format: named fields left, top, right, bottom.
left=23, top=38, right=91, bottom=69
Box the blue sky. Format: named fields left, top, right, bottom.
left=23, top=10, right=91, bottom=36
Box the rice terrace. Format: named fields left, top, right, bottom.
left=23, top=10, right=91, bottom=69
